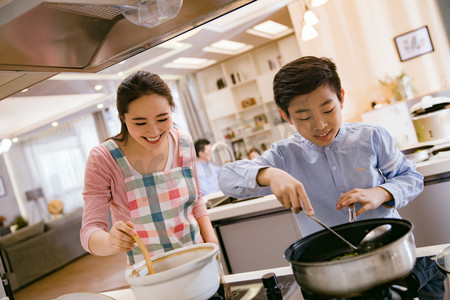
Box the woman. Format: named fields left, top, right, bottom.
left=80, top=71, right=218, bottom=265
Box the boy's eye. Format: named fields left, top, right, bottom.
left=298, top=117, right=310, bottom=121
left=136, top=122, right=146, bottom=126
left=324, top=107, right=335, bottom=114
left=158, top=118, right=168, bottom=122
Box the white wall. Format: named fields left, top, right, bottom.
left=288, top=0, right=450, bottom=121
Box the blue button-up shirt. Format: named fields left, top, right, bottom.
left=218, top=122, right=424, bottom=237
left=197, top=161, right=222, bottom=196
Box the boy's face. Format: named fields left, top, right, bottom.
left=280, top=85, right=344, bottom=147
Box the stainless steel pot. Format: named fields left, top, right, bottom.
left=284, top=219, right=416, bottom=297
left=401, top=145, right=434, bottom=163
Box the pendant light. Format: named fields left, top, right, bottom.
left=304, top=9, right=319, bottom=25
left=301, top=23, right=318, bottom=41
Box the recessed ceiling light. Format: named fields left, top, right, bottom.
left=51, top=121, right=59, bottom=127
left=94, top=84, right=103, bottom=91
left=21, top=88, right=28, bottom=93
left=164, top=57, right=216, bottom=69
left=246, top=20, right=293, bottom=39
left=12, top=137, right=19, bottom=143
left=97, top=103, right=104, bottom=109
left=203, top=39, right=253, bottom=55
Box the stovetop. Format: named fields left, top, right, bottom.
left=209, top=274, right=416, bottom=300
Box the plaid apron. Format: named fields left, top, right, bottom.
left=104, top=129, right=202, bottom=265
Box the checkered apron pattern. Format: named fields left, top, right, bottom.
left=104, top=129, right=203, bottom=266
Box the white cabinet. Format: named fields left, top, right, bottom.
left=195, top=34, right=300, bottom=159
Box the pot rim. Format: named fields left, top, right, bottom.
left=284, top=218, right=414, bottom=267
left=125, top=243, right=219, bottom=284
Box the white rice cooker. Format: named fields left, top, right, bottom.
left=410, top=95, right=450, bottom=142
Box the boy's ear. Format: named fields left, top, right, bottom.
left=279, top=108, right=293, bottom=125
left=340, top=89, right=345, bottom=108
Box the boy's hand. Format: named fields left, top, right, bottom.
left=108, top=220, right=136, bottom=253
left=257, top=167, right=314, bottom=215
left=336, top=187, right=393, bottom=216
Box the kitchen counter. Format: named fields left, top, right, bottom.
left=99, top=244, right=450, bottom=300
left=207, top=194, right=282, bottom=222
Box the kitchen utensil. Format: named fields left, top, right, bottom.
left=401, top=145, right=434, bottom=163
left=284, top=218, right=415, bottom=297
left=410, top=96, right=450, bottom=143
left=357, top=224, right=392, bottom=253
left=125, top=243, right=220, bottom=300
left=55, top=292, right=115, bottom=300
left=348, top=204, right=356, bottom=223
left=131, top=233, right=155, bottom=275
left=436, top=245, right=450, bottom=274
left=300, top=210, right=357, bottom=251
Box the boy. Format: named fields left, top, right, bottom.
left=218, top=56, right=445, bottom=299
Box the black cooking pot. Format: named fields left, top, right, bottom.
left=284, top=218, right=416, bottom=298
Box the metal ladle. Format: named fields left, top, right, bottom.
left=436, top=245, right=450, bottom=274
left=301, top=210, right=357, bottom=251
left=301, top=210, right=392, bottom=253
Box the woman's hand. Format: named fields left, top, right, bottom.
left=336, top=187, right=393, bottom=216
left=257, top=167, right=313, bottom=214
left=108, top=221, right=136, bottom=253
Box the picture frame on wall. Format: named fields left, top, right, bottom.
left=0, top=176, right=6, bottom=197
left=394, top=26, right=434, bottom=62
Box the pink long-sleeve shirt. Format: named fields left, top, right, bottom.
left=80, top=128, right=208, bottom=253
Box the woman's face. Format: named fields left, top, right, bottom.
left=123, top=94, right=173, bottom=150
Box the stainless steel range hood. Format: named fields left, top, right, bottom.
left=0, top=0, right=254, bottom=100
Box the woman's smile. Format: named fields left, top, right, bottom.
left=143, top=134, right=163, bottom=144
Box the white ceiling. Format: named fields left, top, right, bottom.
left=0, top=0, right=296, bottom=141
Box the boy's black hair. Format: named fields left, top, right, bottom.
left=273, top=56, right=342, bottom=117
left=194, top=139, right=211, bottom=157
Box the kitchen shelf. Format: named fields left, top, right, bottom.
left=195, top=34, right=300, bottom=155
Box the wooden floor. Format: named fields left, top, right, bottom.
left=13, top=252, right=129, bottom=300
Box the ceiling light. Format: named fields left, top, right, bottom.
left=304, top=10, right=319, bottom=25
left=203, top=40, right=253, bottom=55
left=311, top=0, right=328, bottom=7
left=97, top=103, right=104, bottom=109
left=164, top=57, right=216, bottom=69
left=21, top=88, right=28, bottom=93
left=302, top=24, right=318, bottom=41
left=246, top=20, right=293, bottom=40
left=0, top=138, right=12, bottom=153
left=94, top=84, right=103, bottom=91
left=51, top=121, right=59, bottom=127
left=12, top=137, right=19, bottom=143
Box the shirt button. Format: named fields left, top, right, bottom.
left=332, top=166, right=336, bottom=171
left=325, top=147, right=330, bottom=150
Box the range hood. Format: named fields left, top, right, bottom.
left=0, top=0, right=254, bottom=100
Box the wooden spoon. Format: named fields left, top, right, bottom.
left=132, top=233, right=155, bottom=275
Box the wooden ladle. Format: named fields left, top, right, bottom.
left=132, top=233, right=155, bottom=275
